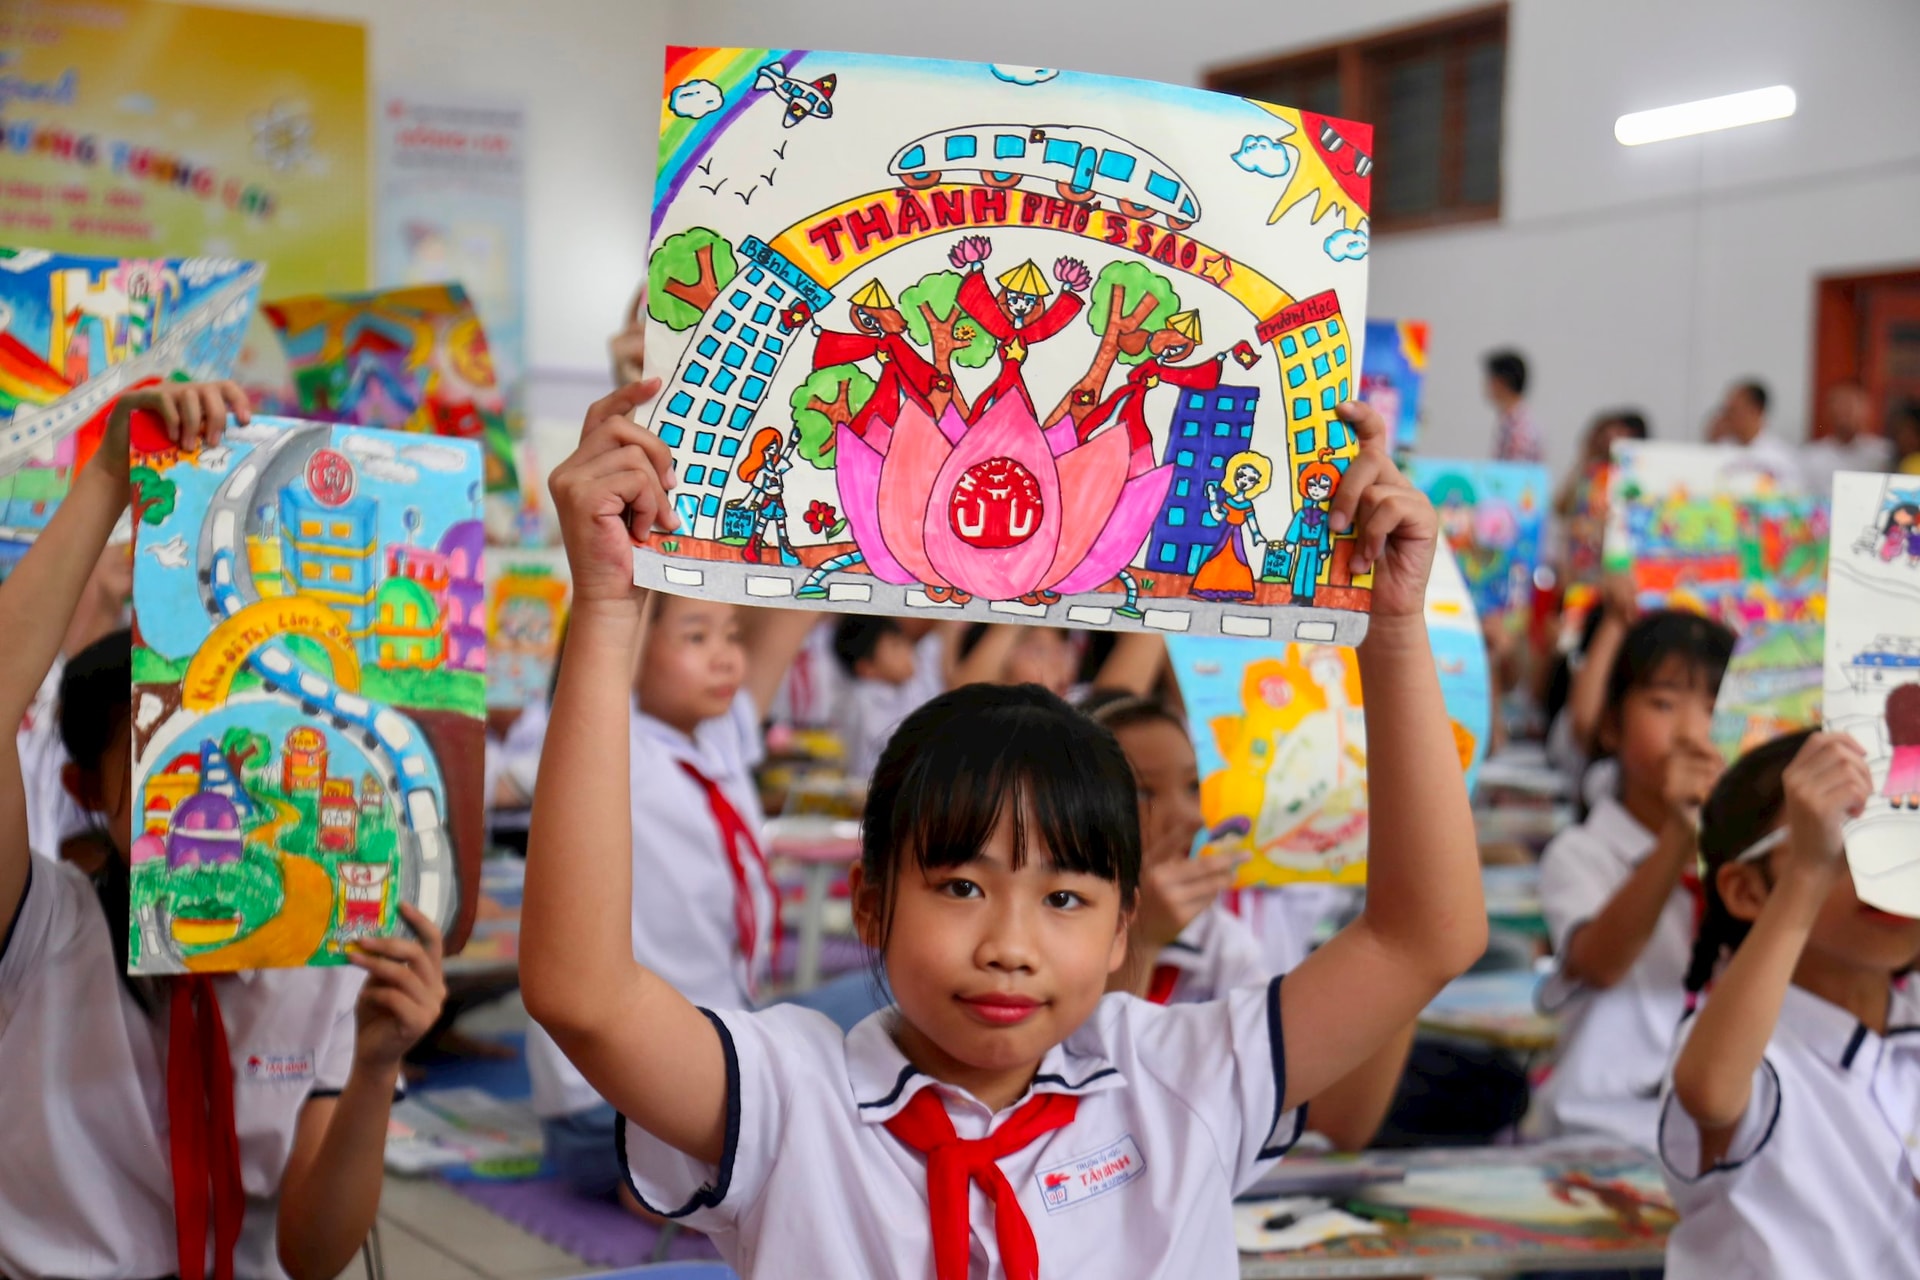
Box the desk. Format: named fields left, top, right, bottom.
left=1238, top=1142, right=1671, bottom=1277
left=1417, top=969, right=1558, bottom=1054
left=767, top=816, right=861, bottom=991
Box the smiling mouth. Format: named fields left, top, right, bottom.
left=957, top=994, right=1044, bottom=1026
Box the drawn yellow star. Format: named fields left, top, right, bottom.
left=1199, top=254, right=1234, bottom=287
left=1004, top=336, right=1028, bottom=362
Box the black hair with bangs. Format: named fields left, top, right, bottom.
left=1596, top=610, right=1736, bottom=750
left=862, top=683, right=1140, bottom=953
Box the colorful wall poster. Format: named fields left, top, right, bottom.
left=1710, top=621, right=1825, bottom=763
left=1168, top=541, right=1488, bottom=888
left=0, top=246, right=261, bottom=549
left=1824, top=471, right=1920, bottom=917
left=485, top=548, right=569, bottom=709
left=1408, top=458, right=1549, bottom=620
left=1361, top=317, right=1426, bottom=456
left=127, top=416, right=486, bottom=972
left=0, top=1, right=366, bottom=295
left=637, top=48, right=1378, bottom=644
left=262, top=284, right=518, bottom=496
left=376, top=92, right=527, bottom=393
left=1604, top=441, right=1828, bottom=626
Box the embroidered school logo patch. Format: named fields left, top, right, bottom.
left=243, top=1050, right=316, bottom=1085
left=1034, top=1134, right=1145, bottom=1214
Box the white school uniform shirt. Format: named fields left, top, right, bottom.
left=620, top=982, right=1300, bottom=1279
left=0, top=859, right=364, bottom=1280
left=1533, top=796, right=1694, bottom=1150
left=1154, top=902, right=1270, bottom=1005
left=1659, top=982, right=1920, bottom=1279
left=527, top=690, right=774, bottom=1118
left=1800, top=433, right=1895, bottom=497
left=837, top=632, right=946, bottom=778
left=15, top=660, right=91, bottom=861
left=1741, top=430, right=1807, bottom=494
left=770, top=620, right=844, bottom=730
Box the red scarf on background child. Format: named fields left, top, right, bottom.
left=678, top=760, right=780, bottom=994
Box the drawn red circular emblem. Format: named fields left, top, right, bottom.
left=949, top=456, right=1042, bottom=550
left=306, top=448, right=356, bottom=507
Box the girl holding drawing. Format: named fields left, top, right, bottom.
left=1191, top=449, right=1271, bottom=603
left=1661, top=729, right=1920, bottom=1278
left=523, top=383, right=1486, bottom=1277
left=0, top=384, right=448, bottom=1280
left=736, top=424, right=802, bottom=566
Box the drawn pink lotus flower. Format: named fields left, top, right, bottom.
left=833, top=393, right=1174, bottom=603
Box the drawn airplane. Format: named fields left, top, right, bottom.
left=754, top=61, right=835, bottom=127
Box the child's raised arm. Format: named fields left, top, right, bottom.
left=1670, top=733, right=1869, bottom=1165
left=1274, top=402, right=1487, bottom=1112
left=742, top=606, right=824, bottom=721
left=521, top=380, right=730, bottom=1167
left=1, top=383, right=244, bottom=931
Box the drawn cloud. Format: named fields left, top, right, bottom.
left=991, top=65, right=1059, bottom=86
left=401, top=441, right=470, bottom=473
left=1232, top=135, right=1296, bottom=179
left=222, top=421, right=285, bottom=444
left=1324, top=224, right=1370, bottom=262
left=340, top=432, right=418, bottom=484
left=0, top=249, right=52, bottom=274
left=670, top=79, right=725, bottom=120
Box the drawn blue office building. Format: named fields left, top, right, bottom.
left=656, top=235, right=835, bottom=539
left=1145, top=384, right=1261, bottom=578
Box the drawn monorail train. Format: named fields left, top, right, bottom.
left=887, top=124, right=1201, bottom=228
left=1847, top=635, right=1920, bottom=693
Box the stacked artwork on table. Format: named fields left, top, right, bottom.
left=637, top=47, right=1380, bottom=644
left=1823, top=471, right=1920, bottom=917
left=485, top=548, right=570, bottom=709
left=263, top=283, right=519, bottom=496
left=1167, top=542, right=1489, bottom=889
left=1409, top=458, right=1550, bottom=620
left=127, top=415, right=485, bottom=972
left=1360, top=317, right=1427, bottom=457
left=0, top=246, right=262, bottom=573
left=1604, top=441, right=1828, bottom=627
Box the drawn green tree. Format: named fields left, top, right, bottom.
left=900, top=270, right=995, bottom=422
left=128, top=466, right=177, bottom=650
left=220, top=727, right=274, bottom=790
left=1047, top=261, right=1180, bottom=429
left=647, top=228, right=740, bottom=331
left=789, top=365, right=876, bottom=470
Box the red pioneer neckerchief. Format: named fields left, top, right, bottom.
left=1145, top=963, right=1183, bottom=1006
left=677, top=760, right=780, bottom=993
left=167, top=975, right=244, bottom=1280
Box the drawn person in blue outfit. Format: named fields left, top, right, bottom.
left=737, top=424, right=802, bottom=566
left=1272, top=451, right=1343, bottom=606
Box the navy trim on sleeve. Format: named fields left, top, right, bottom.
left=1256, top=973, right=1296, bottom=1160
left=1656, top=1058, right=1783, bottom=1184
left=306, top=1088, right=344, bottom=1101
left=618, top=1007, right=742, bottom=1219
left=0, top=858, right=32, bottom=967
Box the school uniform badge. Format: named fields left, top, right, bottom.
left=1035, top=1134, right=1145, bottom=1213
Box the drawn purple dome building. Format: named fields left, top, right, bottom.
left=436, top=518, right=486, bottom=673
left=167, top=791, right=245, bottom=869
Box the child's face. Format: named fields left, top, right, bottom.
left=1115, top=720, right=1202, bottom=865
left=1805, top=860, right=1920, bottom=973
left=857, top=631, right=917, bottom=687
left=1004, top=628, right=1075, bottom=697
left=636, top=596, right=746, bottom=733
left=1608, top=660, right=1715, bottom=801
left=873, top=808, right=1129, bottom=1099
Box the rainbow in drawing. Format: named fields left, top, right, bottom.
left=655, top=45, right=802, bottom=236
left=0, top=331, right=72, bottom=416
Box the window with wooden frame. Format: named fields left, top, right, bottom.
left=1206, top=4, right=1507, bottom=231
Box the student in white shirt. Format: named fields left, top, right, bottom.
left=1090, top=694, right=1414, bottom=1152
left=521, top=384, right=1485, bottom=1278
left=832, top=616, right=956, bottom=778
left=1800, top=380, right=1896, bottom=496
left=1534, top=610, right=1735, bottom=1149
left=0, top=384, right=448, bottom=1280
left=1709, top=378, right=1804, bottom=492
left=1661, top=730, right=1920, bottom=1279
left=525, top=587, right=814, bottom=1208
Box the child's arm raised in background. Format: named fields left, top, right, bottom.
left=1569, top=575, right=1636, bottom=755
left=0, top=383, right=242, bottom=931
left=1669, top=733, right=1870, bottom=1169
left=520, top=380, right=731, bottom=1167
left=951, top=623, right=1021, bottom=687
left=1558, top=731, right=1721, bottom=988
left=1090, top=633, right=1168, bottom=697
left=742, top=606, right=827, bottom=721
left=1274, top=402, right=1487, bottom=1113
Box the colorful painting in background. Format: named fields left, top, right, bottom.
left=0, top=1, right=367, bottom=296
left=1169, top=542, right=1488, bottom=888
left=1604, top=442, right=1828, bottom=627
left=127, top=415, right=485, bottom=972
left=0, top=246, right=261, bottom=560
left=485, top=548, right=569, bottom=708
left=1409, top=458, right=1549, bottom=619
left=1360, top=317, right=1427, bottom=456
left=1711, top=622, right=1825, bottom=762
left=639, top=47, right=1379, bottom=644
left=263, top=283, right=518, bottom=496
left=1824, top=471, right=1920, bottom=918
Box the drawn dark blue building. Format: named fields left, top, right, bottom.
left=1145, top=384, right=1261, bottom=578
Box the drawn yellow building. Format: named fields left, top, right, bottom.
left=1255, top=290, right=1368, bottom=590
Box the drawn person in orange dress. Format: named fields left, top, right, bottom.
left=1191, top=450, right=1272, bottom=603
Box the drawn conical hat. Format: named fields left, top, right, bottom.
left=849, top=279, right=894, bottom=310
left=1166, top=310, right=1202, bottom=343
left=996, top=260, right=1052, bottom=297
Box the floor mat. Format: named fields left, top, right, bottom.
left=446, top=1176, right=724, bottom=1268
left=412, top=1031, right=532, bottom=1100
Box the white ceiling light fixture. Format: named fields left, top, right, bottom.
left=1614, top=85, right=1797, bottom=146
